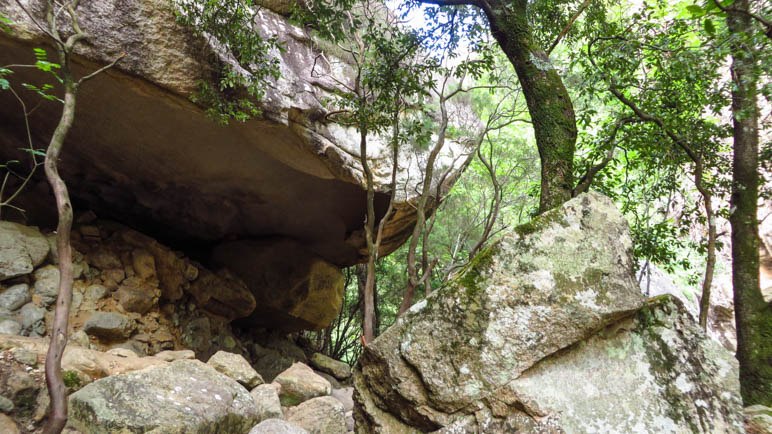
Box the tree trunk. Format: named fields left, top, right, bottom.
left=481, top=0, right=577, bottom=213
left=42, top=58, right=77, bottom=434
left=727, top=0, right=771, bottom=406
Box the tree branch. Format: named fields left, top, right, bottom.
left=547, top=0, right=592, bottom=55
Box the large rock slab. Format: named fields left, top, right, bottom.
left=0, top=0, right=473, bottom=269
left=68, top=359, right=259, bottom=433
left=354, top=193, right=742, bottom=433
left=0, top=222, right=48, bottom=281
left=213, top=239, right=344, bottom=331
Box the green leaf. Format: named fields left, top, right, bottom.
left=686, top=5, right=705, bottom=18
left=703, top=19, right=715, bottom=36
left=0, top=78, right=8, bottom=90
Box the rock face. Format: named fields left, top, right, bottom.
left=0, top=222, right=48, bottom=281
left=213, top=239, right=344, bottom=331
left=0, top=0, right=472, bottom=271
left=354, top=193, right=744, bottom=433
left=69, top=359, right=259, bottom=433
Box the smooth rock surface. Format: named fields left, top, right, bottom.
left=354, top=193, right=742, bottom=433
left=207, top=350, right=264, bottom=389
left=0, top=222, right=48, bottom=281
left=286, top=396, right=347, bottom=434
left=250, top=384, right=284, bottom=422
left=249, top=418, right=309, bottom=434
left=68, top=360, right=258, bottom=434
left=0, top=284, right=30, bottom=311
left=0, top=319, right=21, bottom=335
left=274, top=362, right=332, bottom=407
left=310, top=352, right=351, bottom=380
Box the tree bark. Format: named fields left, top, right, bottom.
left=480, top=0, right=577, bottom=213
left=726, top=0, right=771, bottom=406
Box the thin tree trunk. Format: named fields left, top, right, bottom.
left=42, top=56, right=77, bottom=434
left=696, top=164, right=716, bottom=330
left=726, top=0, right=771, bottom=406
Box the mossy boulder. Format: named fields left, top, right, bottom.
left=354, top=193, right=742, bottom=433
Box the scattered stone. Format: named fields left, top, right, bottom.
left=745, top=405, right=772, bottom=434
left=0, top=284, right=30, bottom=311
left=0, top=222, right=49, bottom=281
left=69, top=330, right=90, bottom=348
left=32, top=265, right=60, bottom=307
left=0, top=413, right=19, bottom=434
left=83, top=312, right=135, bottom=340
left=274, top=362, right=331, bottom=406
left=131, top=249, right=156, bottom=280
left=79, top=225, right=101, bottom=240
left=0, top=395, right=14, bottom=413
left=251, top=384, right=283, bottom=422
left=11, top=348, right=38, bottom=366
left=19, top=303, right=45, bottom=336
left=286, top=396, right=346, bottom=434
left=249, top=419, right=308, bottom=434
left=115, top=278, right=159, bottom=314
left=0, top=319, right=21, bottom=335
left=154, top=350, right=195, bottom=362
left=207, top=350, right=264, bottom=389
left=310, top=353, right=351, bottom=380
left=331, top=387, right=354, bottom=412
left=84, top=284, right=108, bottom=302
left=68, top=360, right=259, bottom=434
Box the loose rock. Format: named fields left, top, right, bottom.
left=274, top=363, right=332, bottom=406
left=19, top=303, right=45, bottom=336
left=310, top=353, right=351, bottom=380
left=0, top=222, right=49, bottom=281
left=0, top=284, right=30, bottom=311
left=249, top=418, right=309, bottom=434
left=0, top=319, right=21, bottom=335
left=32, top=265, right=60, bottom=307
left=207, top=350, right=264, bottom=389
left=250, top=383, right=284, bottom=422
left=83, top=312, right=135, bottom=341
left=286, top=396, right=346, bottom=434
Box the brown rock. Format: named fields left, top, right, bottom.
left=115, top=277, right=159, bottom=314
left=0, top=413, right=20, bottom=434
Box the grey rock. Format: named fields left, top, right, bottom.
left=68, top=360, right=259, bottom=434
left=310, top=352, right=351, bottom=380
left=0, top=222, right=49, bottom=281
left=0, top=284, right=30, bottom=311
left=33, top=265, right=60, bottom=307
left=354, top=193, right=744, bottom=433
left=331, top=387, right=354, bottom=412
left=0, top=319, right=21, bottom=335
left=207, top=351, right=264, bottom=389
left=85, top=284, right=108, bottom=302
left=154, top=350, right=195, bottom=362
left=19, top=303, right=45, bottom=336
left=11, top=348, right=38, bottom=366
left=286, top=396, right=346, bottom=434
left=115, top=278, right=159, bottom=314
left=0, top=395, right=13, bottom=413
left=69, top=330, right=90, bottom=347
left=274, top=363, right=332, bottom=407
left=345, top=411, right=354, bottom=432
left=83, top=312, right=134, bottom=341
left=250, top=384, right=283, bottom=422
left=249, top=419, right=309, bottom=434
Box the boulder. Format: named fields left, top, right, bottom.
left=68, top=359, right=259, bottom=434
left=83, top=312, right=135, bottom=341
left=250, top=383, right=284, bottom=422
left=249, top=419, right=309, bottom=434
left=154, top=350, right=196, bottom=362
left=32, top=265, right=60, bottom=307
left=274, top=362, right=332, bottom=407
left=0, top=284, right=30, bottom=311
left=746, top=405, right=772, bottom=434
left=354, top=193, right=743, bottom=433
left=331, top=387, right=354, bottom=412
left=19, top=303, right=45, bottom=336
left=207, top=350, right=264, bottom=389
left=310, top=352, right=351, bottom=380
left=0, top=414, right=19, bottom=434
left=0, top=319, right=20, bottom=335
left=212, top=239, right=344, bottom=331
left=0, top=222, right=48, bottom=281
left=286, top=396, right=347, bottom=434
left=114, top=277, right=160, bottom=314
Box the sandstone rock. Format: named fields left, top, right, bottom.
left=187, top=268, right=256, bottom=321
left=130, top=248, right=156, bottom=280
left=83, top=312, right=135, bottom=341
left=115, top=277, right=159, bottom=314
left=0, top=413, right=19, bottom=434
left=213, top=239, right=344, bottom=331
left=331, top=387, right=354, bottom=412
left=0, top=284, right=30, bottom=311
left=252, top=344, right=296, bottom=382
left=0, top=222, right=49, bottom=281
left=19, top=303, right=45, bottom=336
left=274, top=363, right=332, bottom=406
left=0, top=319, right=21, bottom=335
left=310, top=352, right=351, bottom=380
left=249, top=418, right=309, bottom=434
left=250, top=383, right=284, bottom=422
left=207, top=350, right=264, bottom=389
left=69, top=330, right=91, bottom=348
left=68, top=360, right=259, bottom=434
left=11, top=347, right=38, bottom=366
left=286, top=396, right=347, bottom=434
left=154, top=350, right=195, bottom=362
left=33, top=265, right=60, bottom=307
left=0, top=394, right=14, bottom=413
left=746, top=405, right=772, bottom=434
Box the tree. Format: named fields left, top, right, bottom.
left=724, top=0, right=771, bottom=407
left=7, top=1, right=122, bottom=432
left=419, top=0, right=578, bottom=213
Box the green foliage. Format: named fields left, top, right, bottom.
left=173, top=0, right=281, bottom=123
